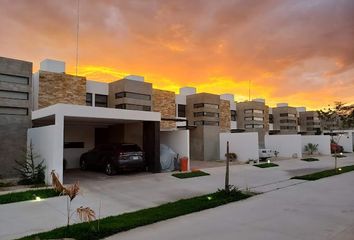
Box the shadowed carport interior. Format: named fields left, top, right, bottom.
left=29, top=104, right=161, bottom=183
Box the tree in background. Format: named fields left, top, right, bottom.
left=318, top=102, right=354, bottom=171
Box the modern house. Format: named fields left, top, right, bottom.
left=299, top=110, right=322, bottom=134
left=271, top=103, right=298, bottom=135
left=236, top=99, right=269, bottom=147
left=0, top=56, right=33, bottom=178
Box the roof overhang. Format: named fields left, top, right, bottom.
left=32, top=104, right=161, bottom=124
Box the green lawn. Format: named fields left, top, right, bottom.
left=301, top=158, right=319, bottom=162
left=254, top=163, right=279, bottom=168
left=0, top=188, right=60, bottom=205
left=18, top=190, right=252, bottom=240
left=172, top=170, right=210, bottom=179
left=292, top=164, right=354, bottom=181
left=332, top=154, right=347, bottom=158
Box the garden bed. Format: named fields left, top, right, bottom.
left=291, top=165, right=354, bottom=181
left=172, top=170, right=210, bottom=179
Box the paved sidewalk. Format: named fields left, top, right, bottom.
left=0, top=154, right=353, bottom=239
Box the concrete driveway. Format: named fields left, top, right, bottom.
left=0, top=154, right=353, bottom=239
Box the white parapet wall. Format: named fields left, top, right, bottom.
left=265, top=135, right=303, bottom=158
left=28, top=124, right=63, bottom=184
left=219, top=132, right=259, bottom=162
left=301, top=135, right=331, bottom=155
left=160, top=130, right=190, bottom=170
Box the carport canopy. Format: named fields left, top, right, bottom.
left=29, top=103, right=161, bottom=184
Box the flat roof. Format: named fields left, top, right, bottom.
left=32, top=104, right=161, bottom=122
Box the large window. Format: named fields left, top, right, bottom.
left=245, top=124, right=264, bottom=129
left=194, top=120, right=219, bottom=126
left=86, top=93, right=92, bottom=106
left=244, top=116, right=264, bottom=121
left=95, top=94, right=108, bottom=107
left=116, top=104, right=151, bottom=111
left=269, top=114, right=274, bottom=123
left=0, top=74, right=28, bottom=85
left=244, top=109, right=263, bottom=114
left=280, top=126, right=297, bottom=130
left=280, top=119, right=297, bottom=124
left=0, top=106, right=28, bottom=116
left=178, top=104, right=186, bottom=117
left=194, top=112, right=219, bottom=118
left=193, top=103, right=219, bottom=109
left=115, top=92, right=151, bottom=101
left=0, top=90, right=28, bottom=100
left=280, top=113, right=296, bottom=118
left=231, top=110, right=237, bottom=121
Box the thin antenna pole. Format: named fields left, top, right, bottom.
left=75, top=0, right=80, bottom=76
left=248, top=79, right=251, bottom=101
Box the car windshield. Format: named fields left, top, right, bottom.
left=121, top=144, right=141, bottom=152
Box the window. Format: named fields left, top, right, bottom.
left=178, top=104, right=186, bottom=117
left=0, top=74, right=28, bottom=85
left=269, top=114, right=274, bottom=123
left=280, top=119, right=297, bottom=124
left=231, top=110, right=237, bottom=121
left=245, top=124, right=264, bottom=129
left=0, top=106, right=28, bottom=116
left=280, top=126, right=297, bottom=130
left=115, top=92, right=151, bottom=101
left=116, top=104, right=151, bottom=111
left=244, top=109, right=263, bottom=114
left=244, top=116, right=263, bottom=121
left=0, top=90, right=28, bottom=100
left=194, top=112, right=219, bottom=118
left=86, top=93, right=92, bottom=106
left=193, top=103, right=219, bottom=109
left=95, top=94, right=108, bottom=107
left=280, top=113, right=296, bottom=117
left=194, top=120, right=219, bottom=126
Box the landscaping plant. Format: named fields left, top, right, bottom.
left=51, top=170, right=96, bottom=233
left=304, top=143, right=319, bottom=155
left=14, top=141, right=46, bottom=185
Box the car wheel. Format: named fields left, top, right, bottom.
left=105, top=163, right=115, bottom=176
left=80, top=159, right=87, bottom=171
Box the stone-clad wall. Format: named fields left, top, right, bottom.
left=152, top=89, right=176, bottom=130
left=38, top=71, right=86, bottom=109
left=220, top=100, right=231, bottom=132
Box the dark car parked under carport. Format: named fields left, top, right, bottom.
left=80, top=143, right=146, bottom=175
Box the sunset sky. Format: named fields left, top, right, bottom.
left=0, top=0, right=353, bottom=109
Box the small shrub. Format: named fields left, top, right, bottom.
left=304, top=143, right=319, bottom=155
left=14, top=142, right=46, bottom=185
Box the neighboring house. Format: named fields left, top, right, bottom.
left=236, top=99, right=269, bottom=147
left=0, top=56, right=32, bottom=178
left=299, top=110, right=322, bottom=135
left=271, top=103, right=298, bottom=135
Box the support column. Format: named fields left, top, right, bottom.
left=143, top=121, right=160, bottom=173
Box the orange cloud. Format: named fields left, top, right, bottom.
left=0, top=0, right=353, bottom=109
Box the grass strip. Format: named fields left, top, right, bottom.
left=172, top=170, right=210, bottom=179
left=301, top=158, right=319, bottom=162
left=254, top=163, right=279, bottom=168
left=0, top=188, right=60, bottom=204
left=332, top=154, right=347, bottom=158
left=291, top=164, right=354, bottom=181
left=18, top=190, right=252, bottom=240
